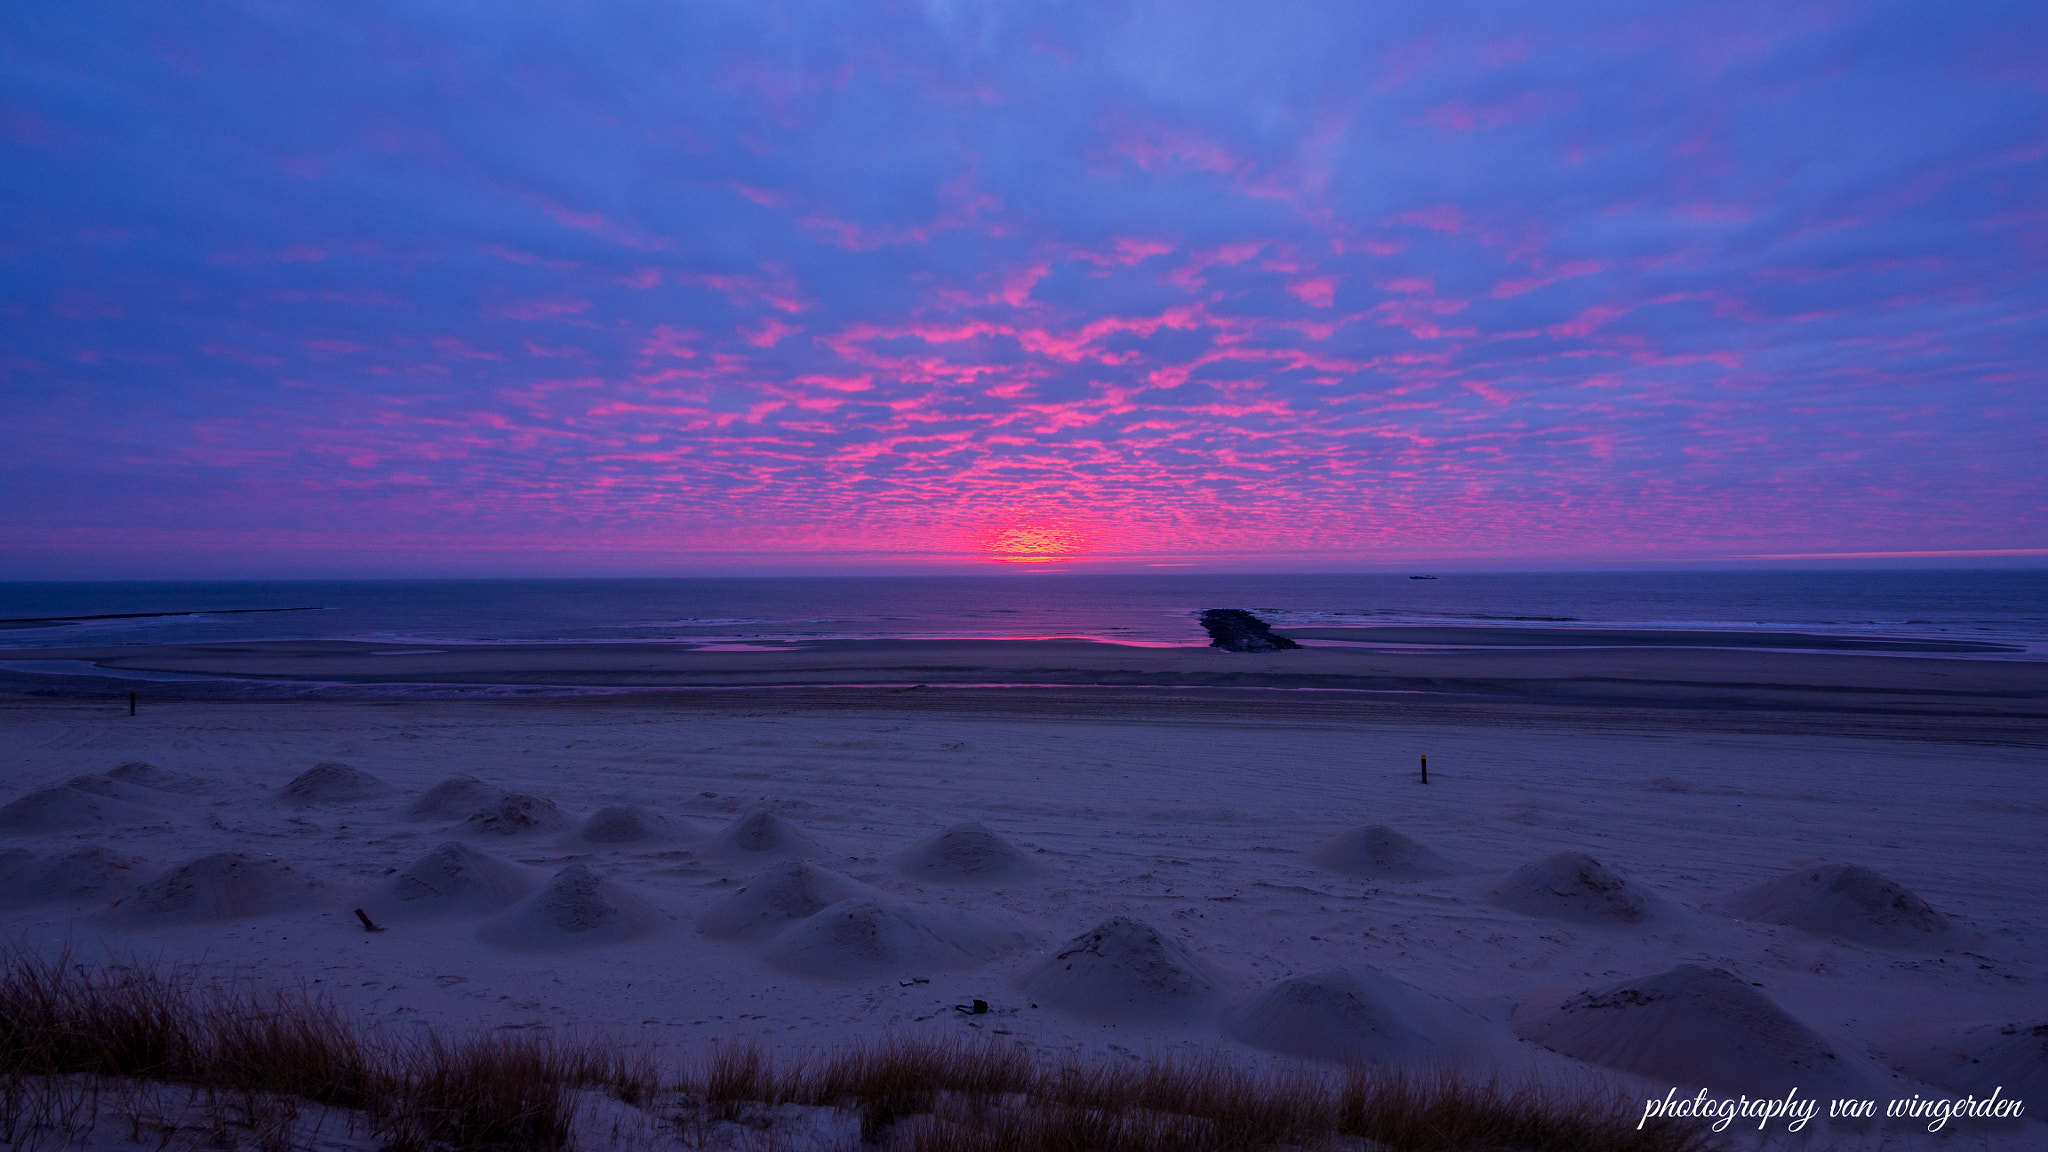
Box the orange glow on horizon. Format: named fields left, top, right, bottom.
left=982, top=523, right=1085, bottom=564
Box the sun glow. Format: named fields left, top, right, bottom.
left=983, top=524, right=1084, bottom=565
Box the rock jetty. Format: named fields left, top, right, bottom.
left=1198, top=609, right=1301, bottom=652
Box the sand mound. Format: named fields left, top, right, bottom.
left=105, top=853, right=332, bottom=927
left=61, top=774, right=168, bottom=803
left=107, top=762, right=207, bottom=793
left=762, top=898, right=1034, bottom=981
left=405, top=776, right=499, bottom=821
left=1884, top=1020, right=2048, bottom=1102
left=567, top=805, right=683, bottom=845
left=0, top=846, right=157, bottom=908
left=1491, top=852, right=1663, bottom=924
left=1014, top=916, right=1224, bottom=1024
left=365, top=842, right=539, bottom=922
left=475, top=864, right=669, bottom=951
left=1223, top=966, right=1482, bottom=1064
left=459, top=793, right=571, bottom=837
left=697, top=860, right=875, bottom=941
left=1304, top=826, right=1459, bottom=879
left=280, top=762, right=391, bottom=805
left=1514, top=964, right=1871, bottom=1096
left=704, top=808, right=825, bottom=860
left=0, top=784, right=161, bottom=832
left=1726, top=864, right=1950, bottom=948
left=898, top=822, right=1036, bottom=885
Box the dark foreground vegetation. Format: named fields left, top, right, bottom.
left=0, top=954, right=1716, bottom=1152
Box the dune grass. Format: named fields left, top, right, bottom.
left=0, top=953, right=1718, bottom=1152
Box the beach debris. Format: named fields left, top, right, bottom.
left=1490, top=851, right=1664, bottom=924
left=459, top=792, right=571, bottom=837
left=1197, top=608, right=1301, bottom=652
left=280, top=761, right=391, bottom=805
left=1514, top=964, right=1874, bottom=1097
left=404, top=775, right=498, bottom=821
left=899, top=977, right=930, bottom=986
left=475, top=864, right=670, bottom=952
left=365, top=841, right=539, bottom=922
left=697, top=859, right=872, bottom=941
left=105, top=852, right=332, bottom=927
left=1222, top=966, right=1484, bottom=1064
left=897, top=821, right=1036, bottom=885
left=353, top=908, right=385, bottom=932
left=1725, top=862, right=1951, bottom=948
left=954, top=999, right=989, bottom=1015
left=703, top=807, right=825, bottom=860
left=1014, top=916, right=1225, bottom=1024
left=1304, top=825, right=1460, bottom=879
left=762, top=898, right=1035, bottom=982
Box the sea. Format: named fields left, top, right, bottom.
left=2, top=570, right=2045, bottom=652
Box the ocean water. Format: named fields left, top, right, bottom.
left=2, top=570, right=2045, bottom=653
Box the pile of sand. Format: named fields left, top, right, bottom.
left=1303, top=826, right=1459, bottom=879
left=1514, top=964, right=1872, bottom=1096
left=761, top=898, right=1034, bottom=981
left=280, top=762, right=391, bottom=805
left=897, top=822, right=1036, bottom=885
left=566, top=805, right=684, bottom=845
left=1882, top=1020, right=2048, bottom=1101
left=1014, top=916, right=1225, bottom=1024
left=1221, top=966, right=1482, bottom=1064
left=1491, top=852, right=1663, bottom=924
left=703, top=808, right=825, bottom=860
left=459, top=793, right=571, bottom=837
left=104, top=853, right=333, bottom=927
left=1725, top=863, right=1951, bottom=948
left=697, top=860, right=874, bottom=942
left=106, top=762, right=207, bottom=793
left=364, top=842, right=539, bottom=922
left=405, top=776, right=498, bottom=821
left=475, top=864, right=670, bottom=951
left=60, top=773, right=170, bottom=803
left=0, top=846, right=156, bottom=908
left=0, top=782, right=162, bottom=832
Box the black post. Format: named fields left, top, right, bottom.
left=128, top=692, right=136, bottom=717
left=1420, top=753, right=1427, bottom=785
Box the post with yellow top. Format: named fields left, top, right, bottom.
left=1420, top=753, right=1428, bottom=785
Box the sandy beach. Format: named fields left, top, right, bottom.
left=2, top=640, right=2044, bottom=1149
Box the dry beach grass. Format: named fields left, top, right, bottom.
left=0, top=953, right=1718, bottom=1152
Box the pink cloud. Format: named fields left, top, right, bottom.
left=1288, top=275, right=1338, bottom=308
left=741, top=317, right=803, bottom=347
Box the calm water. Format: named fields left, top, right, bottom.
left=2, top=570, right=2045, bottom=651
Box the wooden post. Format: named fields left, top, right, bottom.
left=1420, top=753, right=1427, bottom=785
left=128, top=692, right=136, bottom=717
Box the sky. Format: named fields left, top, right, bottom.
left=2, top=0, right=2045, bottom=577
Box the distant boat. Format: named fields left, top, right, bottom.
left=1409, top=575, right=1437, bottom=580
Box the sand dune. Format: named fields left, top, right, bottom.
left=897, top=822, right=1036, bottom=885
left=458, top=792, right=571, bottom=837
left=697, top=860, right=874, bottom=942
left=565, top=804, right=687, bottom=845
left=1491, top=851, right=1665, bottom=924
left=0, top=845, right=156, bottom=908
left=404, top=775, right=498, bottom=821
left=279, top=761, right=391, bottom=805
left=365, top=841, right=539, bottom=922
left=106, top=761, right=208, bottom=793
left=0, top=783, right=163, bottom=832
left=104, top=852, right=332, bottom=927
left=761, top=898, right=1033, bottom=981
left=1726, top=863, right=1952, bottom=948
left=1514, top=964, right=1874, bottom=1097
left=703, top=808, right=825, bottom=860
left=475, top=864, right=670, bottom=951
left=1303, top=825, right=1460, bottom=879
left=1014, top=916, right=1226, bottom=1024
left=1221, top=965, right=1484, bottom=1064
